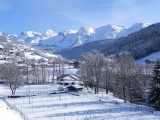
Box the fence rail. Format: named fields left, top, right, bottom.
left=2, top=98, right=29, bottom=120
left=1, top=92, right=158, bottom=120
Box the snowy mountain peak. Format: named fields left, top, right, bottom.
left=103, top=24, right=124, bottom=32
left=62, top=29, right=78, bottom=36
left=65, top=29, right=78, bottom=34
left=0, top=32, right=7, bottom=36
left=17, top=31, right=41, bottom=40
left=78, top=27, right=94, bottom=35
left=7, top=34, right=18, bottom=40
left=26, top=31, right=41, bottom=37
left=92, top=24, right=125, bottom=39
left=42, top=29, right=57, bottom=40
left=1, top=21, right=151, bottom=51
left=130, top=21, right=150, bottom=30
left=117, top=21, right=150, bottom=38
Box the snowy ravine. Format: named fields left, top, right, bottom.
left=0, top=99, right=22, bottom=120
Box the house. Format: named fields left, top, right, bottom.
left=67, top=85, right=83, bottom=92
left=0, top=55, right=6, bottom=60
left=68, top=60, right=80, bottom=68
left=0, top=45, right=4, bottom=50
left=73, top=61, right=80, bottom=68
left=145, top=59, right=156, bottom=65
left=0, top=80, right=5, bottom=84
left=57, top=74, right=84, bottom=90
left=57, top=74, right=79, bottom=82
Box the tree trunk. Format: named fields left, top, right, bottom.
left=10, top=84, right=16, bottom=95
left=123, top=83, right=126, bottom=103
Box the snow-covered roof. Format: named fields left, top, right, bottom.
left=61, top=80, right=83, bottom=84
left=59, top=74, right=79, bottom=81
left=70, top=75, right=79, bottom=80
left=68, top=84, right=83, bottom=89
left=63, top=76, right=76, bottom=81
left=0, top=45, right=4, bottom=49
left=0, top=60, right=8, bottom=64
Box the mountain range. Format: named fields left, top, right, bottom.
left=0, top=21, right=150, bottom=52
left=58, top=22, right=160, bottom=60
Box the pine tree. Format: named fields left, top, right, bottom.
left=149, top=58, right=160, bottom=105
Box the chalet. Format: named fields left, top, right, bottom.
left=57, top=74, right=84, bottom=89
left=58, top=74, right=80, bottom=81
left=68, top=61, right=80, bottom=68
left=73, top=61, right=80, bottom=68
left=17, top=59, right=25, bottom=64
left=0, top=80, right=5, bottom=84
left=6, top=56, right=12, bottom=61
left=0, top=45, right=4, bottom=50
left=0, top=55, right=6, bottom=60
left=67, top=85, right=83, bottom=92
left=145, top=59, right=156, bottom=65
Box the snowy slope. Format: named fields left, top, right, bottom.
left=136, top=51, right=160, bottom=65
left=0, top=37, right=59, bottom=65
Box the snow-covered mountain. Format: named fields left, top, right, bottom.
left=2, top=21, right=150, bottom=51
left=117, top=21, right=150, bottom=37
left=41, top=29, right=57, bottom=40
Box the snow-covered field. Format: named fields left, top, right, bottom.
left=0, top=99, right=22, bottom=120
left=5, top=92, right=160, bottom=120
left=1, top=85, right=159, bottom=120
left=0, top=84, right=60, bottom=97
left=0, top=76, right=160, bottom=120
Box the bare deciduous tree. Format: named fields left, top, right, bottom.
left=0, top=63, right=25, bottom=95
left=80, top=50, right=106, bottom=94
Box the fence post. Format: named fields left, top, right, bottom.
left=77, top=111, right=78, bottom=120
left=64, top=113, right=65, bottom=120
left=2, top=98, right=29, bottom=120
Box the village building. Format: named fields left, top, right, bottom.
left=0, top=45, right=4, bottom=50
left=145, top=59, right=156, bottom=65
left=67, top=84, right=83, bottom=92
left=57, top=74, right=84, bottom=92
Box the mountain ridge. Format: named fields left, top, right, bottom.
left=0, top=21, right=150, bottom=51
left=57, top=22, right=160, bottom=60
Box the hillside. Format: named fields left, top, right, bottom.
left=57, top=22, right=160, bottom=60
left=0, top=36, right=59, bottom=65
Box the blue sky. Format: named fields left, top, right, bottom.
left=0, top=0, right=160, bottom=34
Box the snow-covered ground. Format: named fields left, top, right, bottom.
left=64, top=68, right=78, bottom=75
left=0, top=99, right=22, bottom=120
left=0, top=63, right=160, bottom=120
left=0, top=83, right=160, bottom=120
left=0, top=84, right=60, bottom=97
left=5, top=91, right=160, bottom=120
left=24, top=52, right=42, bottom=60
left=136, top=51, right=160, bottom=65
